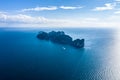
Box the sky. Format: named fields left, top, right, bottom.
left=0, top=0, right=120, bottom=28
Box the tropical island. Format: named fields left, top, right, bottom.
left=37, top=31, right=84, bottom=48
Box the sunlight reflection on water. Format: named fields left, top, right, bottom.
left=101, top=29, right=120, bottom=80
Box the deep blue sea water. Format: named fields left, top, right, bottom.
left=0, top=28, right=120, bottom=80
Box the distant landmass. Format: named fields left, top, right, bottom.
left=37, top=31, right=84, bottom=48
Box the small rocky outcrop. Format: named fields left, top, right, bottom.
left=37, top=31, right=84, bottom=48
left=72, top=39, right=84, bottom=48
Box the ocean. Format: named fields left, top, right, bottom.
left=0, top=28, right=120, bottom=80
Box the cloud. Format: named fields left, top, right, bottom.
left=21, top=6, right=57, bottom=12
left=21, top=6, right=83, bottom=12
left=0, top=12, right=120, bottom=28
left=83, top=18, right=99, bottom=21
left=60, top=6, right=83, bottom=10
left=0, top=13, right=47, bottom=24
left=0, top=13, right=71, bottom=27
left=114, top=10, right=120, bottom=14
left=93, top=3, right=116, bottom=11
left=115, top=0, right=120, bottom=1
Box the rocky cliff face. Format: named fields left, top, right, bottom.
left=37, top=31, right=84, bottom=48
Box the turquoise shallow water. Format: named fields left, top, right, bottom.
left=0, top=28, right=120, bottom=80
